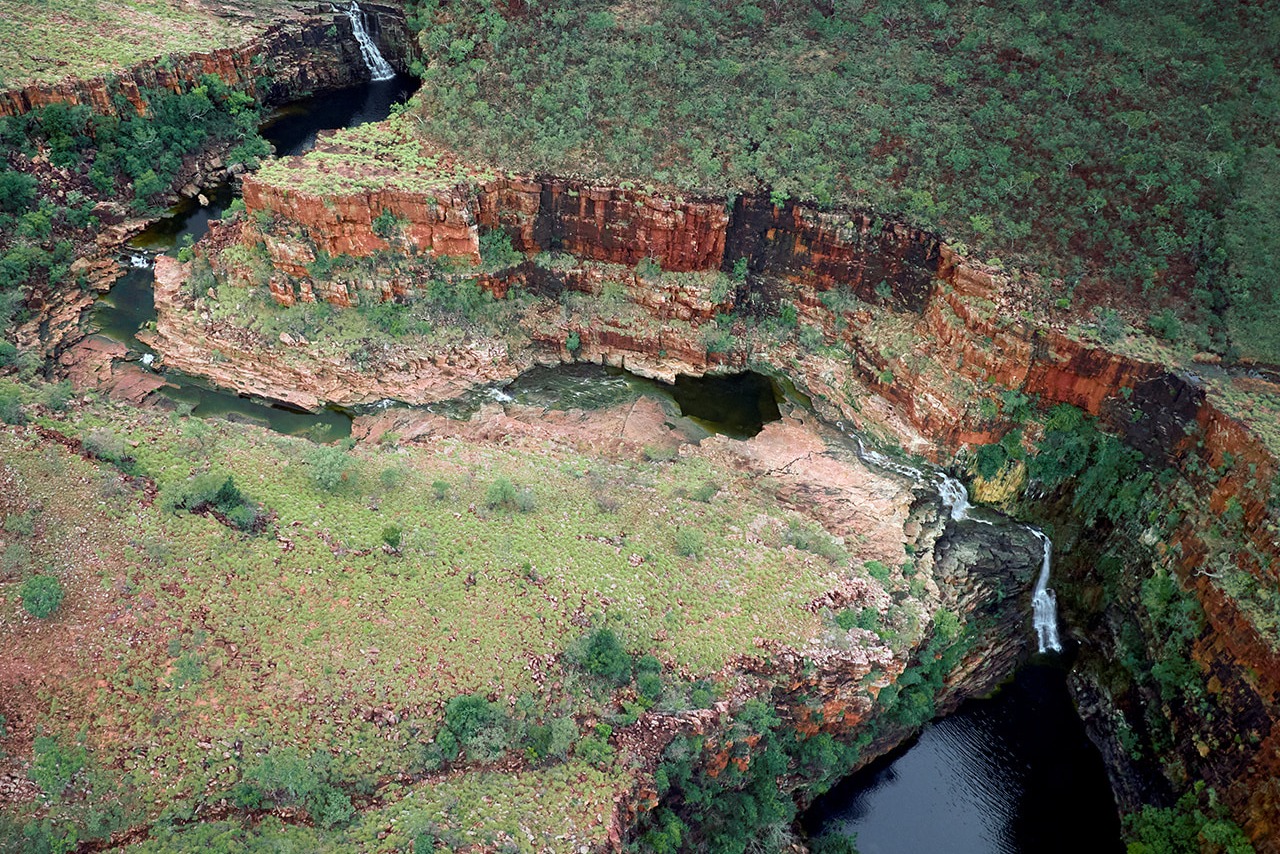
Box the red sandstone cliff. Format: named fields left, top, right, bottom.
left=156, top=145, right=1280, bottom=847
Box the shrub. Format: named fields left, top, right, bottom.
left=636, top=256, right=662, bottom=278
left=577, top=628, right=632, bottom=685
left=675, top=528, right=704, bottom=559
left=1148, top=308, right=1183, bottom=342
left=431, top=479, right=450, bottom=500
left=381, top=524, right=402, bottom=550
left=0, top=384, right=24, bottom=425
left=41, top=381, right=72, bottom=411
left=479, top=229, right=523, bottom=271
left=83, top=427, right=127, bottom=462
left=379, top=464, right=408, bottom=491
left=21, top=575, right=64, bottom=618
left=29, top=736, right=85, bottom=799
left=864, top=560, right=892, bottom=583
left=371, top=208, right=402, bottom=239
left=784, top=519, right=845, bottom=562
left=306, top=445, right=354, bottom=492
left=690, top=481, right=719, bottom=502
left=3, top=510, right=35, bottom=537
left=162, top=473, right=263, bottom=532
left=486, top=476, right=516, bottom=509
left=443, top=694, right=510, bottom=762
left=486, top=477, right=534, bottom=512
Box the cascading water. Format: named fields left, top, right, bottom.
left=346, top=2, right=396, bottom=82
left=1028, top=529, right=1063, bottom=653
left=841, top=423, right=1061, bottom=650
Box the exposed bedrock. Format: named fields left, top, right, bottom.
left=0, top=5, right=415, bottom=119
left=152, top=131, right=1280, bottom=846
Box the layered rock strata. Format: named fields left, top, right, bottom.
left=154, top=133, right=1280, bottom=847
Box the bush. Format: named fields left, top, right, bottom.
left=162, top=473, right=263, bottom=532
left=83, top=427, right=126, bottom=462
left=431, top=479, right=449, bottom=500
left=0, top=383, right=24, bottom=424
left=443, top=694, right=510, bottom=762
left=479, top=229, right=523, bottom=271
left=381, top=524, right=402, bottom=550
left=486, top=477, right=535, bottom=512
left=577, top=628, right=633, bottom=685
left=379, top=464, right=408, bottom=491
left=306, top=445, right=354, bottom=492
left=675, top=528, right=704, bottom=558
left=371, top=208, right=402, bottom=239
left=690, top=482, right=719, bottom=502
left=21, top=575, right=64, bottom=618
left=29, top=736, right=85, bottom=799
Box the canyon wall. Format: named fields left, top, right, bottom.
left=161, top=142, right=1280, bottom=847
left=0, top=6, right=414, bottom=119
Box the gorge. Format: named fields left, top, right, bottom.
left=0, top=2, right=1277, bottom=853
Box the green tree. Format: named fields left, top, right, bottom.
left=21, top=575, right=64, bottom=619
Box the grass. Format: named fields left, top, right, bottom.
left=252, top=114, right=497, bottom=196
left=0, top=387, right=918, bottom=847
left=0, top=0, right=291, bottom=88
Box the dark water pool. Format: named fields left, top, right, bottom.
left=261, top=75, right=416, bottom=158
left=480, top=364, right=784, bottom=439
left=804, top=664, right=1123, bottom=854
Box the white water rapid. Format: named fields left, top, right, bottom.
left=347, top=2, right=396, bottom=82
left=840, top=422, right=1062, bottom=651
left=1028, top=529, right=1063, bottom=653
left=127, top=252, right=151, bottom=269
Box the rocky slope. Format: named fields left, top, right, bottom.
left=148, top=132, right=1280, bottom=847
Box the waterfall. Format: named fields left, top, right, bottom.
left=848, top=432, right=977, bottom=522
left=346, top=2, right=395, bottom=82
left=1028, top=529, right=1062, bottom=653
left=841, top=422, right=1061, bottom=650
left=127, top=252, right=151, bottom=269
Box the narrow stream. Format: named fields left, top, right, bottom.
left=804, top=664, right=1123, bottom=854
left=86, top=77, right=1125, bottom=848
left=90, top=75, right=416, bottom=438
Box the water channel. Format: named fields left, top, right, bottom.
left=86, top=76, right=1125, bottom=852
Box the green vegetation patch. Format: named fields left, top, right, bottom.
left=252, top=113, right=496, bottom=196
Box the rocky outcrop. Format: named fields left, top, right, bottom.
left=156, top=127, right=1280, bottom=846
left=0, top=7, right=414, bottom=119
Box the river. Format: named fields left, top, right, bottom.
left=89, top=77, right=1125, bottom=852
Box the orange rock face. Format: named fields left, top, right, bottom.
left=0, top=20, right=378, bottom=119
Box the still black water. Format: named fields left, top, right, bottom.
left=804, top=664, right=1123, bottom=854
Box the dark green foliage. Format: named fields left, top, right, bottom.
left=242, top=747, right=354, bottom=829
left=381, top=524, right=402, bottom=550
left=523, top=716, right=578, bottom=764
left=479, top=228, right=523, bottom=271
left=577, top=627, right=633, bottom=685
left=1222, top=147, right=1280, bottom=363
left=305, top=444, right=354, bottom=492
left=442, top=694, right=510, bottom=761
left=20, top=575, right=64, bottom=619
left=371, top=208, right=402, bottom=239
left=0, top=75, right=269, bottom=338
left=1027, top=405, right=1153, bottom=526
left=0, top=170, right=36, bottom=214
left=485, top=476, right=535, bottom=512
left=1139, top=571, right=1206, bottom=704
left=0, top=383, right=25, bottom=424
left=809, top=832, right=862, bottom=854
left=1125, top=783, right=1254, bottom=854
left=162, top=473, right=264, bottom=532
